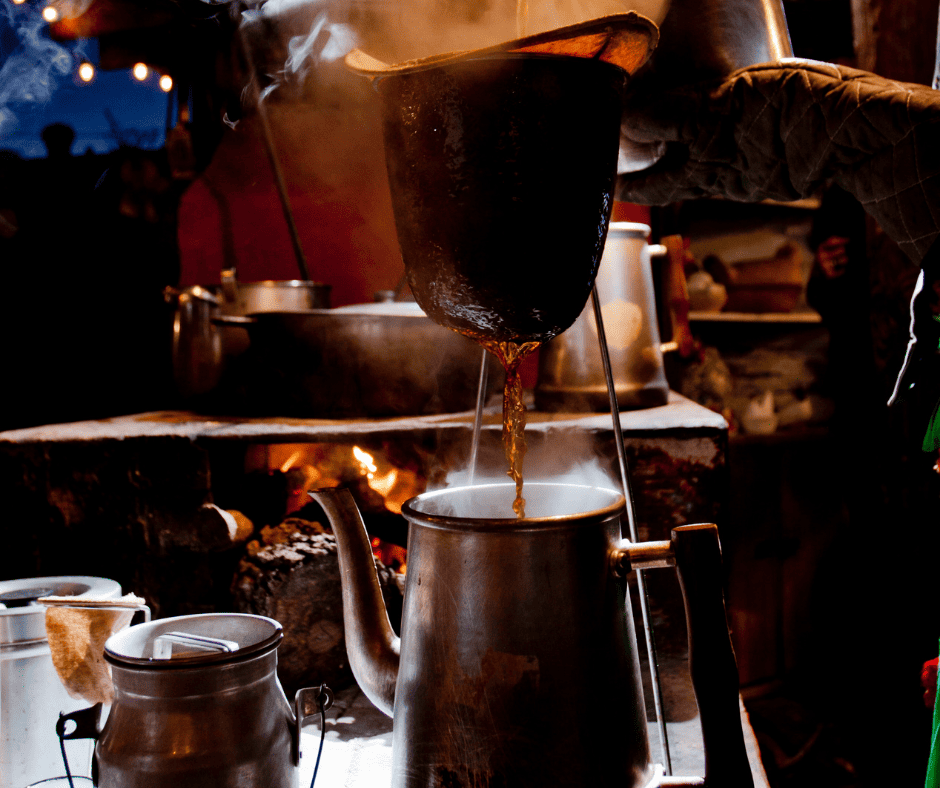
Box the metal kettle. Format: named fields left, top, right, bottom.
left=312, top=484, right=754, bottom=788
left=59, top=614, right=332, bottom=788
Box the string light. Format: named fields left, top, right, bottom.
left=78, top=62, right=95, bottom=83
left=11, top=0, right=26, bottom=5
left=42, top=6, right=58, bottom=21
left=159, top=74, right=173, bottom=92
left=132, top=63, right=148, bottom=81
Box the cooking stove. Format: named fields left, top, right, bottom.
left=0, top=394, right=725, bottom=650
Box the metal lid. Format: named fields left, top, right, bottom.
left=0, top=576, right=121, bottom=646
left=607, top=221, right=651, bottom=239
left=403, top=482, right=625, bottom=526
left=104, top=613, right=283, bottom=669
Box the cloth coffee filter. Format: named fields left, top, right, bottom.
left=42, top=594, right=148, bottom=704
left=344, top=12, right=659, bottom=78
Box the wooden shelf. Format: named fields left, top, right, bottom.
left=688, top=310, right=822, bottom=324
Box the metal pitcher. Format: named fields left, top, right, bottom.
left=312, top=483, right=753, bottom=788
left=535, top=222, right=672, bottom=411
left=59, top=614, right=332, bottom=788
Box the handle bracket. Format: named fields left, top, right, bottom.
left=292, top=684, right=334, bottom=766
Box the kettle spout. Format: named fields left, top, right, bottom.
left=309, top=487, right=400, bottom=716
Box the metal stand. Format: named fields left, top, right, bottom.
left=590, top=286, right=673, bottom=774
left=467, top=347, right=490, bottom=490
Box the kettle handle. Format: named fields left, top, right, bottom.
left=616, top=524, right=754, bottom=787
left=57, top=704, right=102, bottom=786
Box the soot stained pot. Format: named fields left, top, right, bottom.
left=225, top=302, right=505, bottom=418
left=377, top=53, right=627, bottom=345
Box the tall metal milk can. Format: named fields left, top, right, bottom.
left=58, top=613, right=332, bottom=788
left=0, top=576, right=121, bottom=788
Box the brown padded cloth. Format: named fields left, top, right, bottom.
left=619, top=59, right=940, bottom=265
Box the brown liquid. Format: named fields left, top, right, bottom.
left=474, top=338, right=540, bottom=518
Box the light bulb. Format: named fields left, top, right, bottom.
left=132, top=63, right=149, bottom=81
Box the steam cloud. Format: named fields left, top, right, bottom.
left=0, top=1, right=77, bottom=137
left=251, top=0, right=667, bottom=93
left=443, top=425, right=620, bottom=493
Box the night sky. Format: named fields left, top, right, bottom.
left=0, top=0, right=170, bottom=158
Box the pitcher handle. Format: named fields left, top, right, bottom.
left=616, top=524, right=754, bottom=787
left=671, top=524, right=754, bottom=788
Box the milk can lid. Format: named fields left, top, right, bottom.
left=0, top=576, right=121, bottom=646
left=104, top=613, right=283, bottom=668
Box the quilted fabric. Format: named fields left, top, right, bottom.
left=618, top=58, right=940, bottom=265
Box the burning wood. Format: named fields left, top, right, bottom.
left=232, top=514, right=404, bottom=696
left=250, top=441, right=427, bottom=518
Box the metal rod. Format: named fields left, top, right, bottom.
left=590, top=285, right=672, bottom=775
left=237, top=26, right=312, bottom=282
left=466, top=347, right=490, bottom=490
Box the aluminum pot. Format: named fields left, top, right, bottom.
left=165, top=278, right=333, bottom=405
left=59, top=614, right=332, bottom=788
left=220, top=271, right=331, bottom=314
left=0, top=576, right=121, bottom=788
left=220, top=302, right=505, bottom=418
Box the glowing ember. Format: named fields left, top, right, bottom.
left=353, top=446, right=409, bottom=514
left=371, top=536, right=407, bottom=574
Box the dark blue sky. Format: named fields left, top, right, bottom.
left=0, top=0, right=170, bottom=158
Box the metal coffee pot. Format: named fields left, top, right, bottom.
left=312, top=483, right=753, bottom=788
left=59, top=614, right=332, bottom=788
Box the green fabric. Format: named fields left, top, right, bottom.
left=923, top=397, right=940, bottom=453
left=927, top=645, right=940, bottom=787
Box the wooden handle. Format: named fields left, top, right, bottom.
left=672, top=524, right=753, bottom=788
left=662, top=234, right=694, bottom=357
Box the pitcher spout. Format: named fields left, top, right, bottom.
left=309, top=487, right=400, bottom=716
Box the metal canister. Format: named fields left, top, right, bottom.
left=88, top=613, right=328, bottom=788
left=0, top=576, right=121, bottom=788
